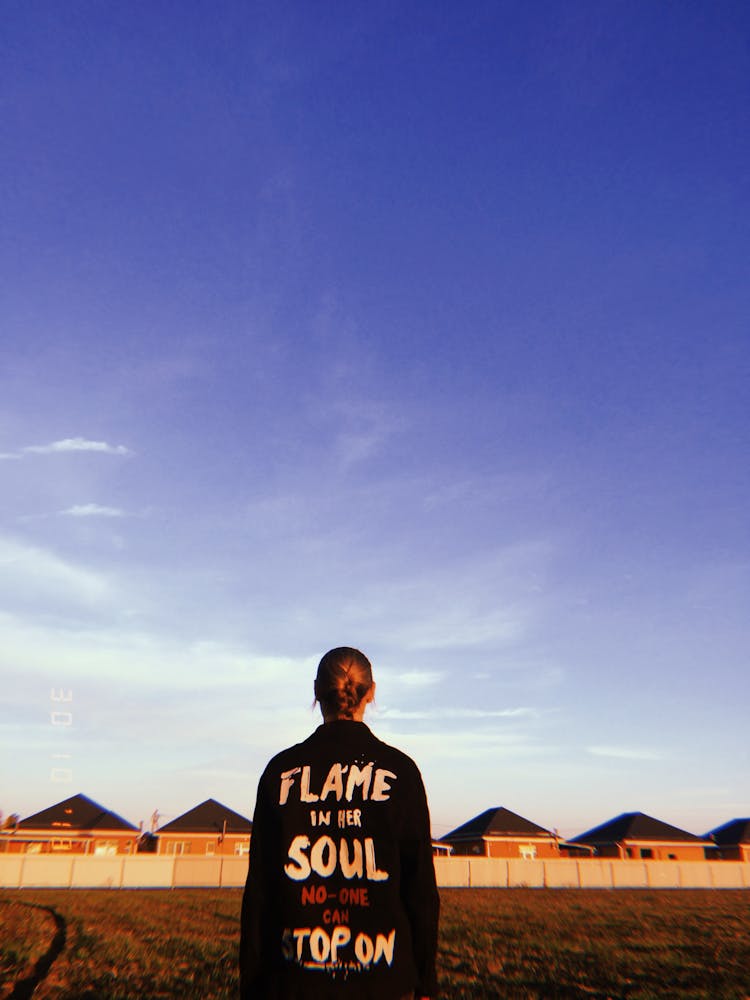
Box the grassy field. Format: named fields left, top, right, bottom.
left=1, top=887, right=748, bottom=999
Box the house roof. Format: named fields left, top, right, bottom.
left=574, top=811, right=707, bottom=845
left=705, top=818, right=750, bottom=846
left=18, top=793, right=137, bottom=832
left=442, top=807, right=553, bottom=842
left=156, top=798, right=252, bottom=835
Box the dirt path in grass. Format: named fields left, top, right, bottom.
left=1, top=901, right=67, bottom=1000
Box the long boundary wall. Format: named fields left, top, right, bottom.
left=1, top=856, right=749, bottom=890
left=436, top=857, right=750, bottom=889
left=0, top=855, right=251, bottom=889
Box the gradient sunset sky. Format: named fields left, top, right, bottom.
left=2, top=2, right=748, bottom=840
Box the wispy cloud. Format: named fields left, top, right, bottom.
left=379, top=706, right=539, bottom=720
left=398, top=610, right=525, bottom=650
left=60, top=504, right=126, bottom=518
left=379, top=669, right=443, bottom=688
left=362, top=591, right=529, bottom=653
left=0, top=612, right=309, bottom=692
left=335, top=430, right=387, bottom=466
left=0, top=537, right=112, bottom=608
left=378, top=725, right=556, bottom=761
left=587, top=745, right=664, bottom=761
left=333, top=405, right=403, bottom=468
left=23, top=438, right=132, bottom=456
left=422, top=472, right=551, bottom=512
left=339, top=540, right=552, bottom=655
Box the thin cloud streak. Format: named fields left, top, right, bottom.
left=381, top=727, right=557, bottom=760
left=379, top=707, right=539, bottom=720
left=60, top=504, right=127, bottom=518
left=587, top=746, right=664, bottom=761
left=22, top=438, right=132, bottom=456
left=377, top=670, right=443, bottom=688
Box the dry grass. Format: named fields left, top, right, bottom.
left=1, top=888, right=748, bottom=998
left=438, top=888, right=750, bottom=999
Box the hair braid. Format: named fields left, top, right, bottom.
left=315, top=647, right=373, bottom=720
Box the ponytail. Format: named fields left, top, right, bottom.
left=314, top=647, right=373, bottom=720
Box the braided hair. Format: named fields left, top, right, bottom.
left=314, top=647, right=373, bottom=720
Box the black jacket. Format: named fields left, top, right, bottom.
left=240, top=720, right=439, bottom=999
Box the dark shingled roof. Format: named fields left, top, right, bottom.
left=574, top=811, right=707, bottom=845
left=18, top=793, right=137, bottom=832
left=442, top=807, right=552, bottom=842
left=706, top=818, right=750, bottom=845
left=156, top=798, right=252, bottom=835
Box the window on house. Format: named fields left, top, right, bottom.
left=94, top=841, right=118, bottom=856
left=205, top=843, right=216, bottom=855
left=234, top=842, right=250, bottom=856
left=165, top=841, right=191, bottom=855
left=640, top=848, right=653, bottom=859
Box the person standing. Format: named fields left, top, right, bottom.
left=240, top=646, right=439, bottom=999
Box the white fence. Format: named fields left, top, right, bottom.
left=433, top=856, right=750, bottom=889
left=0, top=855, right=748, bottom=890
left=0, top=855, right=249, bottom=889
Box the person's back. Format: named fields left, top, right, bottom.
left=240, top=647, right=439, bottom=999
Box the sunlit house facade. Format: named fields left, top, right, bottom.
left=573, top=811, right=713, bottom=860
left=155, top=798, right=252, bottom=857
left=2, top=793, right=139, bottom=855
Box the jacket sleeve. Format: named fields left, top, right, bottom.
left=400, top=764, right=440, bottom=998
left=239, top=770, right=280, bottom=999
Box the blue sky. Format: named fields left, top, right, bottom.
left=1, top=2, right=748, bottom=840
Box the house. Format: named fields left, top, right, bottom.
left=155, top=798, right=252, bottom=857
left=440, top=807, right=563, bottom=859
left=5, top=793, right=139, bottom=855
left=431, top=840, right=453, bottom=857
left=705, top=818, right=750, bottom=862
left=573, top=811, right=713, bottom=861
